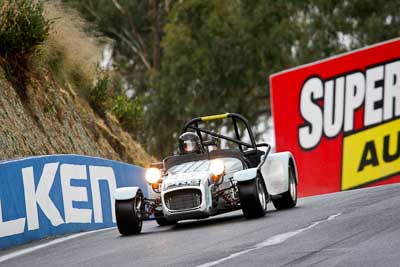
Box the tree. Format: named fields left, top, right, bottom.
left=62, top=0, right=174, bottom=94
left=292, top=0, right=400, bottom=63
left=149, top=0, right=301, bottom=155
left=63, top=0, right=400, bottom=158
left=62, top=0, right=174, bottom=153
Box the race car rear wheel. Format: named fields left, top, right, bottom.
left=115, top=189, right=144, bottom=235
left=272, top=164, right=297, bottom=210
left=238, top=174, right=268, bottom=219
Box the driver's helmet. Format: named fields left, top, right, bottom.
left=179, top=132, right=202, bottom=154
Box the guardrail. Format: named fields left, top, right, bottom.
left=0, top=154, right=147, bottom=250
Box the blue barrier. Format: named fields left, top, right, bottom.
left=0, top=154, right=147, bottom=250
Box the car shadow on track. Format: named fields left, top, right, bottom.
left=117, top=205, right=303, bottom=237
left=116, top=214, right=243, bottom=237
left=169, top=205, right=304, bottom=231
left=117, top=212, right=262, bottom=238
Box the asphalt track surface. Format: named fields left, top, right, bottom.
left=1, top=183, right=400, bottom=267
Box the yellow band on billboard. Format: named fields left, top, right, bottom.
left=341, top=119, right=400, bottom=190
left=201, top=113, right=229, bottom=121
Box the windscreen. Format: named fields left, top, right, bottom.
left=167, top=157, right=243, bottom=176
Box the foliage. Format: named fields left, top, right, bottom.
left=88, top=74, right=145, bottom=139
left=148, top=0, right=301, bottom=155
left=39, top=3, right=104, bottom=105
left=61, top=0, right=170, bottom=95
left=89, top=75, right=113, bottom=116
left=112, top=94, right=145, bottom=138
left=290, top=0, right=400, bottom=64
left=0, top=0, right=53, bottom=98
left=0, top=0, right=52, bottom=57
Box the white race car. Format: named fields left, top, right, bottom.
left=114, top=113, right=298, bottom=235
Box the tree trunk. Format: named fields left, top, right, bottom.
left=151, top=0, right=162, bottom=71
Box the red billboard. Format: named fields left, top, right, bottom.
left=270, top=38, right=400, bottom=197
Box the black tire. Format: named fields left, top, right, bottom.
left=238, top=174, right=268, bottom=219
left=115, top=189, right=144, bottom=235
left=155, top=217, right=177, bottom=226
left=272, top=164, right=297, bottom=210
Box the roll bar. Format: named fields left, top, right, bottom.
left=181, top=113, right=259, bottom=152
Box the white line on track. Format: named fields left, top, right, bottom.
left=197, top=213, right=342, bottom=267
left=0, top=227, right=116, bottom=264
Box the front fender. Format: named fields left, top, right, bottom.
left=233, top=168, right=258, bottom=182
left=260, top=152, right=298, bottom=195
left=114, top=187, right=141, bottom=200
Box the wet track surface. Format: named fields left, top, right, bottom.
left=1, top=183, right=400, bottom=267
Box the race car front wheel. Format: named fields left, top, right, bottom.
left=115, top=189, right=144, bottom=235
left=272, top=164, right=297, bottom=210
left=238, top=174, right=268, bottom=219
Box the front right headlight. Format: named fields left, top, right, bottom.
left=210, top=159, right=225, bottom=176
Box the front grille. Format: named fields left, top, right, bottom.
left=164, top=189, right=202, bottom=211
